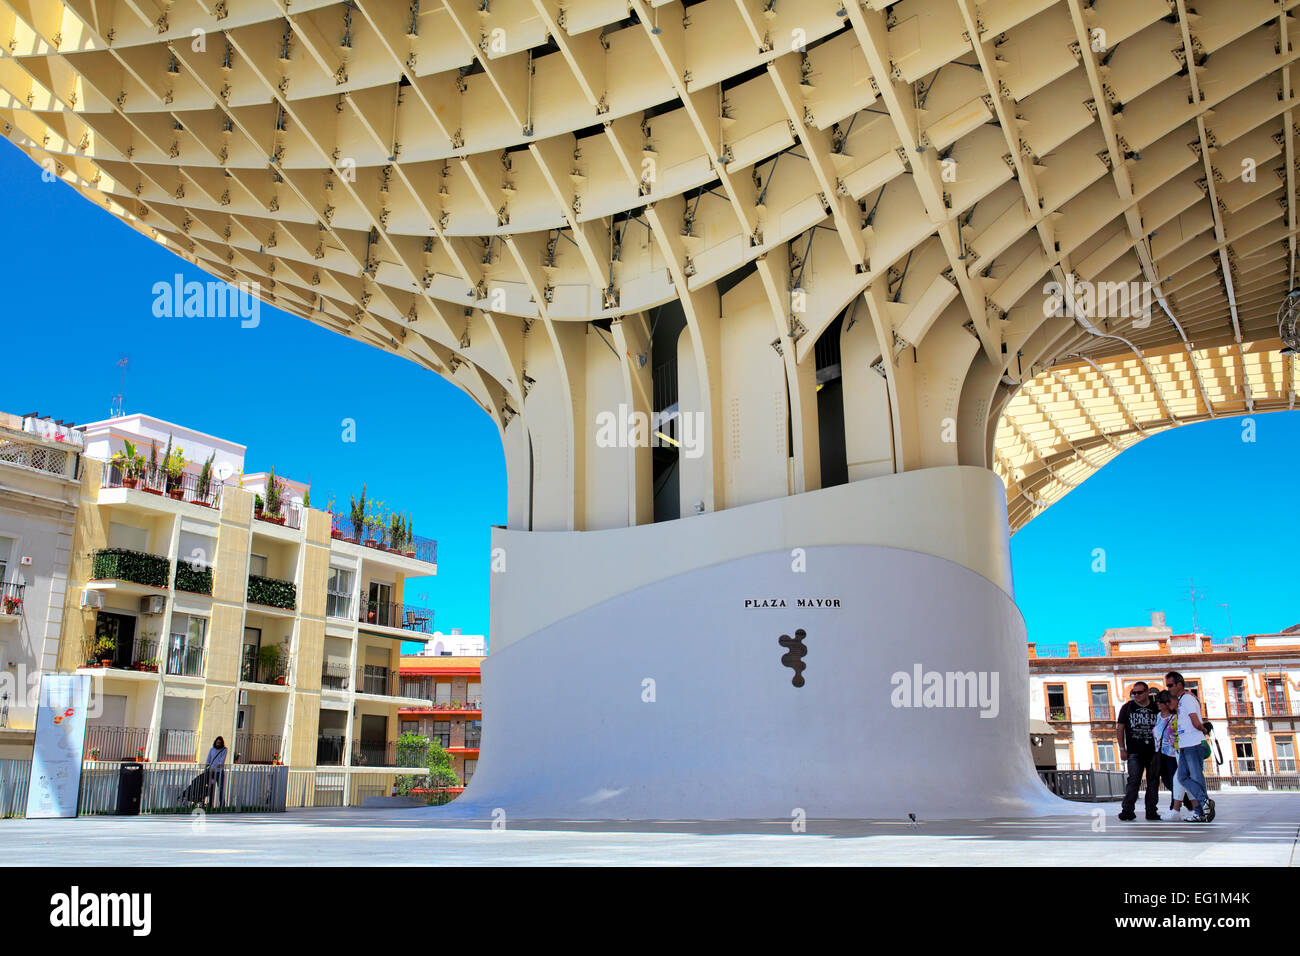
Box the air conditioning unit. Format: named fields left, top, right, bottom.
left=80, top=589, right=104, bottom=610
left=139, top=595, right=166, bottom=615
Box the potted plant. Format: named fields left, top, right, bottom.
left=254, top=493, right=265, bottom=518
left=193, top=452, right=215, bottom=507
left=143, top=441, right=163, bottom=494
left=89, top=748, right=100, bottom=761
left=93, top=635, right=115, bottom=666
left=349, top=484, right=367, bottom=543
left=404, top=514, right=416, bottom=558
left=388, top=512, right=404, bottom=554
left=364, top=498, right=387, bottom=548
left=2, top=594, right=21, bottom=615
left=112, top=440, right=142, bottom=488
left=163, top=436, right=187, bottom=499
left=271, top=752, right=282, bottom=765
left=262, top=468, right=286, bottom=524
left=256, top=643, right=283, bottom=683
left=136, top=745, right=148, bottom=763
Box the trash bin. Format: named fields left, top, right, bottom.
left=116, top=761, right=144, bottom=815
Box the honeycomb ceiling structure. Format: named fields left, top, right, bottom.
left=2, top=0, right=1296, bottom=532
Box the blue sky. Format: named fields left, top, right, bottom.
left=2, top=139, right=1296, bottom=648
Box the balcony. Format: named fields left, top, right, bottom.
left=82, top=634, right=161, bottom=672
left=254, top=501, right=304, bottom=531
left=173, top=560, right=213, bottom=596
left=234, top=732, right=282, bottom=764
left=1088, top=704, right=1114, bottom=721
left=247, top=573, right=296, bottom=610
left=461, top=735, right=482, bottom=751
left=85, top=725, right=150, bottom=762
left=1225, top=700, right=1255, bottom=719
left=0, top=429, right=79, bottom=480
left=240, top=644, right=289, bottom=685
left=1, top=581, right=24, bottom=618
left=325, top=590, right=351, bottom=619
left=1047, top=709, right=1071, bottom=723
left=330, top=512, right=437, bottom=564
left=351, top=739, right=424, bottom=768
left=321, top=662, right=351, bottom=691
left=91, top=547, right=170, bottom=588
left=165, top=635, right=205, bottom=678
left=316, top=734, right=345, bottom=766
left=102, top=464, right=225, bottom=509
left=408, top=697, right=483, bottom=713
left=158, top=728, right=199, bottom=762
left=1263, top=697, right=1300, bottom=718
left=358, top=598, right=434, bottom=634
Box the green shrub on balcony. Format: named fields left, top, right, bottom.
left=247, top=573, right=296, bottom=610
left=174, top=561, right=213, bottom=595
left=91, top=548, right=169, bottom=588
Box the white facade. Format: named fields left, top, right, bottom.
left=417, top=631, right=487, bottom=657
left=0, top=413, right=81, bottom=753
left=1029, top=615, right=1300, bottom=776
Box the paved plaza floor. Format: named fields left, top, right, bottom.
left=3, top=792, right=1296, bottom=866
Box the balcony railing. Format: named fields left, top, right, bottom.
left=247, top=573, right=296, bottom=610
left=359, top=668, right=398, bottom=697
left=321, top=662, right=351, bottom=691
left=330, top=512, right=437, bottom=564
left=159, top=728, right=198, bottom=762
left=234, top=732, right=282, bottom=764
left=1047, top=709, right=1070, bottom=722
left=254, top=501, right=304, bottom=531
left=1, top=581, right=24, bottom=616
left=1225, top=700, right=1255, bottom=718
left=410, top=698, right=483, bottom=712
left=316, top=734, right=345, bottom=766
left=461, top=735, right=482, bottom=750
left=358, top=598, right=433, bottom=633
left=82, top=634, right=161, bottom=672
left=0, top=431, right=79, bottom=479
left=1088, top=704, right=1114, bottom=721
left=1263, top=697, right=1300, bottom=717
left=103, top=463, right=226, bottom=509
left=91, top=547, right=170, bottom=588
left=351, top=739, right=424, bottom=768
left=165, top=635, right=206, bottom=677
left=240, top=644, right=289, bottom=685
left=85, top=725, right=151, bottom=761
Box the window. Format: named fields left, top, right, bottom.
left=1226, top=679, right=1248, bottom=717
left=1234, top=740, right=1256, bottom=773
left=249, top=553, right=268, bottom=577
left=400, top=719, right=419, bottom=736
left=465, top=719, right=482, bottom=747
left=463, top=758, right=477, bottom=785
left=178, top=531, right=215, bottom=569
left=167, top=615, right=207, bottom=677
left=1054, top=741, right=1072, bottom=770
left=1096, top=741, right=1118, bottom=771
left=434, top=681, right=452, bottom=706
left=326, top=566, right=352, bottom=618
left=432, top=720, right=450, bottom=748
left=1089, top=684, right=1111, bottom=719
left=108, top=521, right=149, bottom=553
left=467, top=681, right=481, bottom=707
left=0, top=535, right=14, bottom=582
left=1046, top=685, right=1068, bottom=721
left=1275, top=735, right=1297, bottom=773
left=1265, top=677, right=1286, bottom=715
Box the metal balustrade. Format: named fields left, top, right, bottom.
left=351, top=739, right=424, bottom=768
left=158, top=728, right=199, bottom=762
left=240, top=644, right=289, bottom=684
left=316, top=735, right=345, bottom=766
left=358, top=598, right=434, bottom=633
left=103, top=463, right=226, bottom=509
left=234, top=732, right=282, bottom=764
left=321, top=662, right=350, bottom=691
left=330, top=512, right=437, bottom=564
left=81, top=635, right=162, bottom=672
left=1, top=581, right=23, bottom=616
left=84, top=725, right=151, bottom=762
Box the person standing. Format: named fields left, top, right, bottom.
left=1165, top=672, right=1214, bottom=823
left=204, top=736, right=228, bottom=810
left=1152, top=691, right=1184, bottom=820
left=1115, top=681, right=1161, bottom=820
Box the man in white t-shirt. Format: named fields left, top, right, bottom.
left=1165, top=671, right=1214, bottom=823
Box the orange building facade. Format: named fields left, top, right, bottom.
left=399, top=654, right=483, bottom=792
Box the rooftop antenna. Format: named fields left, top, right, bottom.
left=110, top=355, right=128, bottom=418
left=1180, top=578, right=1206, bottom=636
left=1217, top=603, right=1234, bottom=644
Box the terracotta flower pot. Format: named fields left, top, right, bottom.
left=168, top=489, right=184, bottom=500
left=122, top=478, right=138, bottom=489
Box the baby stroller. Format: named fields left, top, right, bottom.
left=179, top=769, right=213, bottom=809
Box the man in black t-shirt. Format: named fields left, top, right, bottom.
left=1116, top=681, right=1162, bottom=820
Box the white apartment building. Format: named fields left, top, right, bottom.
left=1029, top=612, right=1300, bottom=776
left=0, top=412, right=83, bottom=755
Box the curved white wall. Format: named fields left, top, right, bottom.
left=423, top=468, right=1076, bottom=820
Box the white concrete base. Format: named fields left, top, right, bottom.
left=433, top=468, right=1076, bottom=820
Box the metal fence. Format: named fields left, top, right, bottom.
left=158, top=728, right=199, bottom=762
left=77, top=762, right=289, bottom=814
left=358, top=599, right=434, bottom=634
left=1205, top=773, right=1300, bottom=792
left=234, top=732, right=281, bottom=764
left=0, top=759, right=30, bottom=817
left=1039, top=769, right=1127, bottom=801
left=85, top=725, right=151, bottom=762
